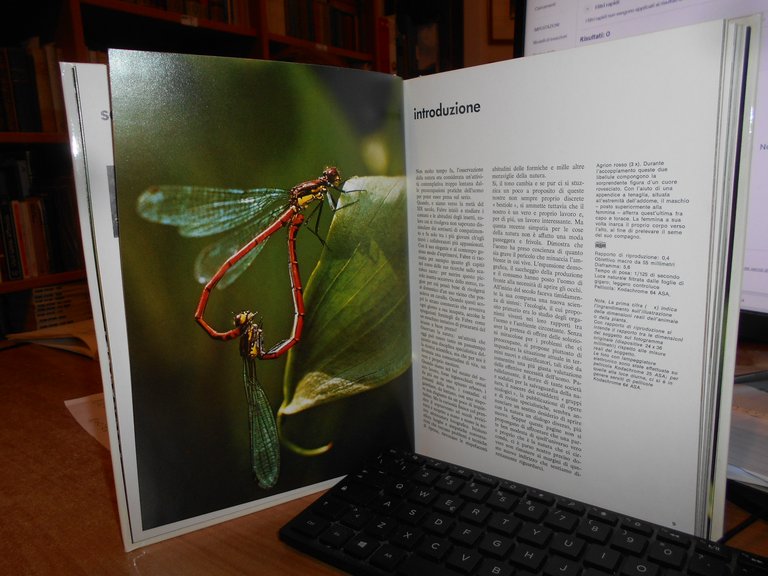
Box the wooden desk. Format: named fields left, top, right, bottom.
left=0, top=344, right=766, bottom=575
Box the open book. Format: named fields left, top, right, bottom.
left=61, top=16, right=760, bottom=550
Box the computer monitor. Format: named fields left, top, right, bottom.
left=523, top=0, right=768, bottom=346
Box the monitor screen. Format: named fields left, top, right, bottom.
left=523, top=1, right=768, bottom=327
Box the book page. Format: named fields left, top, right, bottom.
left=67, top=53, right=411, bottom=549
left=404, top=20, right=740, bottom=535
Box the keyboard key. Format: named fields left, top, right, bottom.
left=340, top=506, right=371, bottom=529
left=499, top=480, right=526, bottom=496
left=319, top=523, right=353, bottom=547
left=544, top=555, right=582, bottom=576
left=436, top=474, right=464, bottom=493
left=658, top=527, right=693, bottom=548
left=551, top=533, right=586, bottom=559
left=578, top=519, right=612, bottom=543
left=648, top=540, right=687, bottom=569
left=461, top=481, right=490, bottom=502
left=390, top=524, right=423, bottom=549
left=620, top=556, right=661, bottom=576
left=488, top=512, right=521, bottom=536
left=478, top=558, right=514, bottom=576
left=409, top=485, right=438, bottom=505
left=486, top=490, right=516, bottom=512
left=397, top=502, right=427, bottom=524
left=528, top=489, right=556, bottom=506
left=621, top=517, right=654, bottom=536
left=424, top=457, right=448, bottom=472
left=518, top=523, right=553, bottom=547
left=558, top=498, right=586, bottom=515
left=479, top=532, right=514, bottom=558
left=515, top=499, right=548, bottom=522
left=365, top=515, right=397, bottom=538
left=611, top=529, right=648, bottom=555
left=343, top=534, right=379, bottom=559
left=584, top=544, right=622, bottom=572
left=423, top=511, right=454, bottom=535
left=545, top=509, right=580, bottom=532
left=413, top=467, right=441, bottom=485
left=510, top=543, right=547, bottom=572
left=688, top=552, right=731, bottom=576
left=446, top=546, right=482, bottom=573
left=460, top=503, right=491, bottom=524
left=473, top=472, right=499, bottom=487
left=696, top=541, right=732, bottom=561
left=449, top=465, right=472, bottom=479
left=451, top=522, right=483, bottom=546
left=370, top=544, right=407, bottom=571
left=588, top=507, right=619, bottom=526
left=435, top=494, right=464, bottom=515
left=419, top=534, right=451, bottom=561
left=386, top=478, right=411, bottom=497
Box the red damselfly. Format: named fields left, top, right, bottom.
left=137, top=167, right=344, bottom=354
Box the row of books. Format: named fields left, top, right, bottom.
left=0, top=154, right=84, bottom=282
left=0, top=38, right=67, bottom=133
left=274, top=0, right=365, bottom=52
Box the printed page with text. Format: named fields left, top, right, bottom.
left=404, top=19, right=754, bottom=538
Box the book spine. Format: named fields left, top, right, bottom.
left=266, top=0, right=287, bottom=34
left=0, top=183, right=21, bottom=280
left=5, top=47, right=41, bottom=132
left=11, top=200, right=30, bottom=277
left=24, top=38, right=56, bottom=133
left=43, top=43, right=67, bottom=133
left=0, top=48, right=18, bottom=132
left=26, top=197, right=50, bottom=276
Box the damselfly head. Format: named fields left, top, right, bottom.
left=234, top=310, right=258, bottom=328
left=322, top=166, right=341, bottom=187
left=235, top=311, right=265, bottom=359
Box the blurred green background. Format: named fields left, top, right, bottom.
left=109, top=50, right=411, bottom=529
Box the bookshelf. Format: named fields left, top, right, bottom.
left=0, top=0, right=384, bottom=336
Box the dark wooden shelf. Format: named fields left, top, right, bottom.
left=0, top=132, right=69, bottom=145
left=0, top=270, right=86, bottom=295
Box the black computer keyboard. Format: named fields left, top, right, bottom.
left=279, top=448, right=768, bottom=576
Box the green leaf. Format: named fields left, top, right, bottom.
left=278, top=176, right=410, bottom=453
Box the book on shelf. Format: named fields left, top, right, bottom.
left=11, top=196, right=50, bottom=278
left=2, top=46, right=41, bottom=133
left=0, top=160, right=23, bottom=280
left=23, top=37, right=57, bottom=134
left=0, top=152, right=82, bottom=280
left=42, top=41, right=67, bottom=134
left=61, top=15, right=759, bottom=550
left=0, top=37, right=67, bottom=134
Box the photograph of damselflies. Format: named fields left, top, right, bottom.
left=108, top=49, right=412, bottom=529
